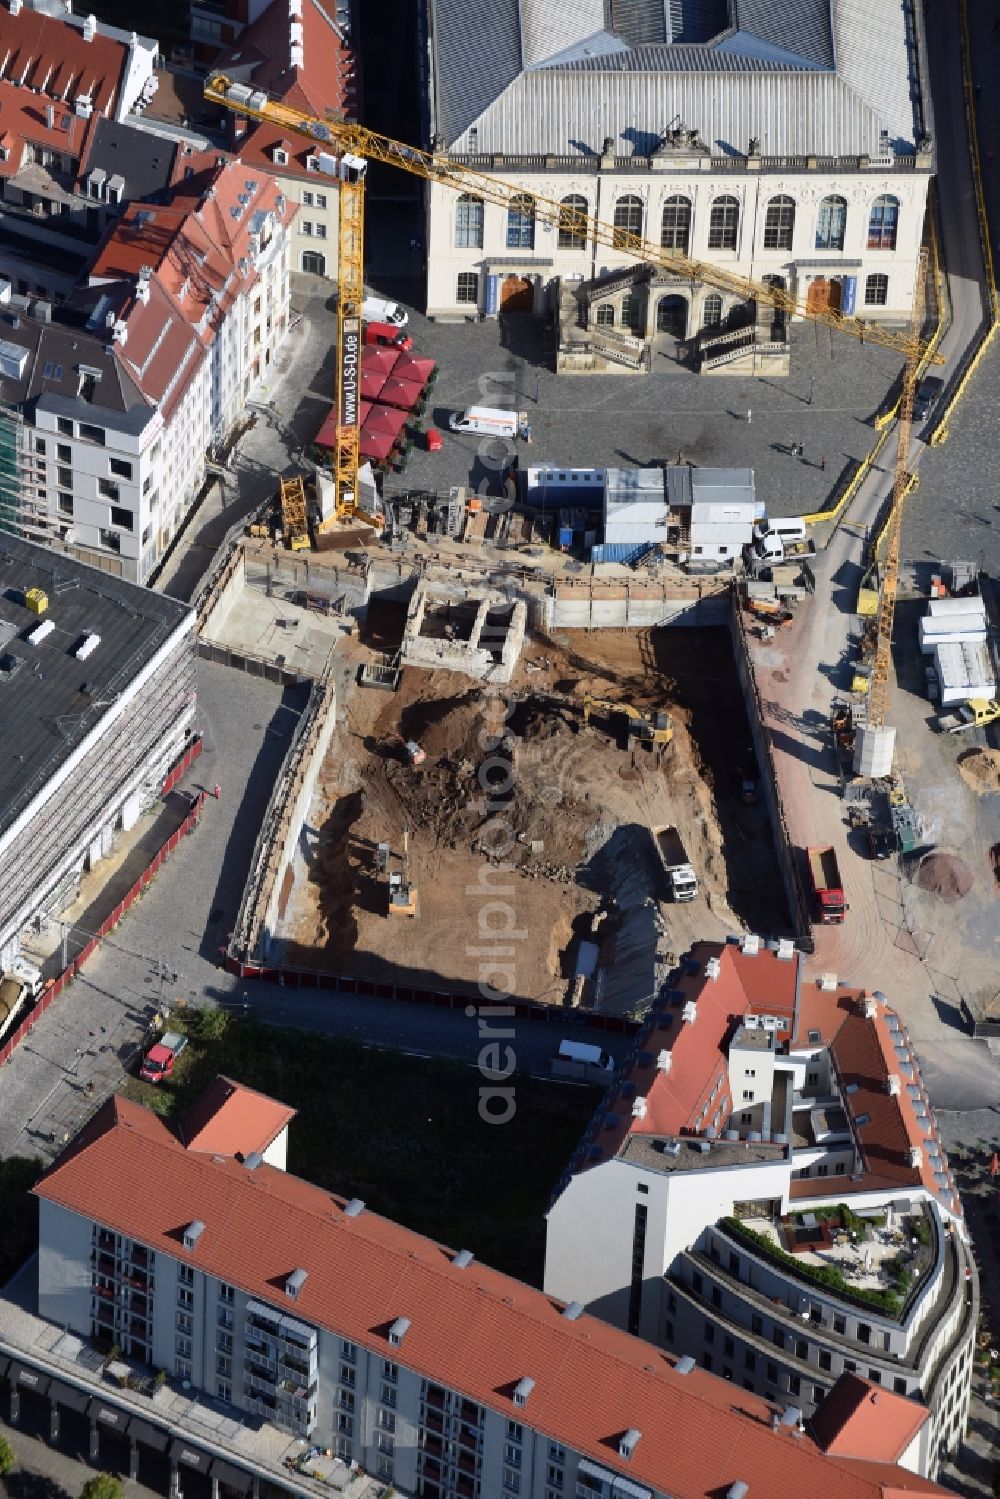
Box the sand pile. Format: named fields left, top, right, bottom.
left=957, top=748, right=1000, bottom=796
left=915, top=851, right=973, bottom=902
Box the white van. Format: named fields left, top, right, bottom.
left=448, top=406, right=527, bottom=438
left=551, top=1037, right=614, bottom=1073
left=753, top=516, right=807, bottom=561
left=362, top=294, right=408, bottom=327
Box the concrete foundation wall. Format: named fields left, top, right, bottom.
left=401, top=584, right=527, bottom=683
left=544, top=591, right=730, bottom=630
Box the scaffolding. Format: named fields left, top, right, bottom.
left=280, top=475, right=311, bottom=552
left=0, top=400, right=54, bottom=543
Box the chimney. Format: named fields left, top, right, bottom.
left=46, top=103, right=55, bottom=130
left=886, top=1074, right=901, bottom=1096
left=656, top=1049, right=672, bottom=1073
left=631, top=1097, right=647, bottom=1121
left=83, top=13, right=97, bottom=41
left=704, top=957, right=721, bottom=981
left=10, top=0, right=22, bottom=15
left=862, top=996, right=878, bottom=1019
left=909, top=1146, right=922, bottom=1168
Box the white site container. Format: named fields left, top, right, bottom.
left=926, top=596, right=986, bottom=619
left=919, top=613, right=988, bottom=653
left=934, top=641, right=997, bottom=706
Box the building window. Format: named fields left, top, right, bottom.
left=818, top=1351, right=832, bottom=1371
left=868, top=195, right=899, bottom=250
left=338, top=1390, right=355, bottom=1412
left=302, top=190, right=314, bottom=206
left=865, top=273, right=889, bottom=306
left=506, top=1422, right=523, bottom=1444
left=99, top=478, right=120, bottom=501
left=815, top=195, right=847, bottom=251
left=57, top=443, right=71, bottom=462
left=455, top=193, right=484, bottom=249
left=57, top=418, right=73, bottom=436
left=58, top=493, right=73, bottom=515
left=34, top=437, right=46, bottom=455
left=627, top=1202, right=647, bottom=1335
left=217, top=1382, right=232, bottom=1403
left=109, top=458, right=132, bottom=479
left=340, top=1364, right=356, bottom=1387
left=217, top=1355, right=233, bottom=1378
left=503, top=1470, right=520, bottom=1494
left=703, top=293, right=723, bottom=328
left=742, top=1090, right=753, bottom=1101
left=506, top=194, right=535, bottom=250
left=763, top=195, right=795, bottom=251
left=377, top=1409, right=396, bottom=1432
left=78, top=422, right=106, bottom=446
left=302, top=251, right=326, bottom=275
left=595, top=302, right=614, bottom=326
left=744, top=1350, right=756, bottom=1371
left=301, top=220, right=313, bottom=236
left=708, top=195, right=739, bottom=251
left=109, top=505, right=134, bottom=532
left=315, top=193, right=327, bottom=209
left=869, top=1369, right=882, bottom=1385
left=178, top=1264, right=194, bottom=1287
left=661, top=195, right=691, bottom=253
left=789, top=1374, right=801, bottom=1396
left=894, top=1377, right=907, bottom=1395
left=613, top=194, right=643, bottom=249
left=456, top=272, right=479, bottom=303
left=218, top=1331, right=233, bottom=1354
left=176, top=1337, right=192, bottom=1358
left=546, top=1466, right=564, bottom=1488
left=176, top=1310, right=192, bottom=1334
left=723, top=1336, right=734, bottom=1357
left=751, top=1315, right=763, bottom=1336
left=314, top=223, right=327, bottom=239
left=99, top=528, right=122, bottom=553
left=558, top=194, right=587, bottom=248
left=665, top=1319, right=674, bottom=1342
left=274, top=148, right=288, bottom=166
left=175, top=1358, right=191, bottom=1379
left=58, top=467, right=72, bottom=489
left=766, top=1363, right=778, bottom=1385
left=857, top=1324, right=871, bottom=1345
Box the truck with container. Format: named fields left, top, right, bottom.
left=806, top=845, right=848, bottom=924
left=653, top=825, right=699, bottom=902
left=550, top=1039, right=615, bottom=1083
left=139, top=1030, right=188, bottom=1084
left=0, top=959, right=44, bottom=1046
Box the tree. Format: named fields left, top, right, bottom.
left=0, top=1435, right=16, bottom=1476
left=80, top=1474, right=123, bottom=1499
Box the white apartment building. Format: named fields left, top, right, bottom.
left=543, top=941, right=976, bottom=1479
left=424, top=0, right=933, bottom=340
left=23, top=1072, right=955, bottom=1499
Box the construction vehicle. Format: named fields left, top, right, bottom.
left=747, top=596, right=793, bottom=628
left=279, top=474, right=311, bottom=551
left=388, top=828, right=417, bottom=917
left=806, top=845, right=847, bottom=924
left=0, top=958, right=44, bottom=1046
left=582, top=696, right=673, bottom=747
left=653, top=825, right=699, bottom=902
left=935, top=699, right=1000, bottom=734
left=204, top=76, right=940, bottom=569
left=388, top=733, right=426, bottom=765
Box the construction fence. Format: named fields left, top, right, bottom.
left=0, top=780, right=209, bottom=1069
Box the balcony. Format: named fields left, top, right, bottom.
left=422, top=1435, right=443, bottom=1460
left=130, top=1247, right=150, bottom=1269
left=423, top=1412, right=444, bottom=1436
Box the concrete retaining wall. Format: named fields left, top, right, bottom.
left=544, top=589, right=730, bottom=631
left=728, top=598, right=814, bottom=951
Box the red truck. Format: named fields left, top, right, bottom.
left=139, top=1030, right=188, bottom=1084
left=806, top=845, right=847, bottom=924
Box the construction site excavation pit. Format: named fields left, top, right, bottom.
left=273, top=623, right=787, bottom=1016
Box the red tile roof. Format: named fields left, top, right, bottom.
left=33, top=1088, right=947, bottom=1499
left=0, top=7, right=128, bottom=119
left=810, top=1373, right=929, bottom=1462
left=180, top=1075, right=296, bottom=1157
left=0, top=78, right=90, bottom=177
left=216, top=0, right=356, bottom=119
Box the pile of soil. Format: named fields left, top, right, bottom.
left=957, top=748, right=1000, bottom=796
left=915, top=851, right=974, bottom=903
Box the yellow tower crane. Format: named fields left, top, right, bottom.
left=204, top=72, right=942, bottom=535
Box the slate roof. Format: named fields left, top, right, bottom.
left=430, top=0, right=922, bottom=155
left=81, top=118, right=177, bottom=204
left=0, top=303, right=149, bottom=425
left=0, top=536, right=192, bottom=843
left=33, top=1083, right=951, bottom=1499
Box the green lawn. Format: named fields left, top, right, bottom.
left=122, top=1014, right=597, bottom=1286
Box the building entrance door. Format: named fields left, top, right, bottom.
left=500, top=275, right=533, bottom=311
left=806, top=277, right=841, bottom=315
left=656, top=294, right=687, bottom=337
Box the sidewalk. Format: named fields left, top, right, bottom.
left=0, top=1424, right=162, bottom=1499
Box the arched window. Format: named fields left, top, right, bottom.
left=656, top=295, right=687, bottom=336
left=613, top=194, right=644, bottom=249
left=454, top=194, right=484, bottom=249
left=661, top=195, right=692, bottom=254
left=595, top=303, right=615, bottom=326
left=865, top=273, right=889, bottom=306
left=506, top=194, right=535, bottom=250
left=558, top=195, right=588, bottom=249
left=815, top=195, right=847, bottom=251
left=868, top=195, right=899, bottom=251
left=702, top=293, right=723, bottom=328
left=621, top=292, right=640, bottom=330
left=708, top=196, right=739, bottom=251
left=763, top=195, right=795, bottom=252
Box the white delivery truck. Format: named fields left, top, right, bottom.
left=0, top=958, right=44, bottom=1046
left=448, top=406, right=527, bottom=438
left=551, top=1039, right=616, bottom=1083
left=362, top=294, right=408, bottom=327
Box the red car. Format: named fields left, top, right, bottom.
left=425, top=428, right=443, bottom=451
left=365, top=320, right=413, bottom=352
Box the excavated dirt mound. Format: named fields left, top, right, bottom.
left=915, top=851, right=974, bottom=903
left=957, top=748, right=1000, bottom=796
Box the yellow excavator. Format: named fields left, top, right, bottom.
left=582, top=695, right=673, bottom=747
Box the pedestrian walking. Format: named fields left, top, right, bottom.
left=746, top=408, right=752, bottom=425
left=213, top=784, right=222, bottom=800
left=522, top=421, right=533, bottom=444
left=820, top=455, right=826, bottom=472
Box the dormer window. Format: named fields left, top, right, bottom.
left=273, top=147, right=288, bottom=166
